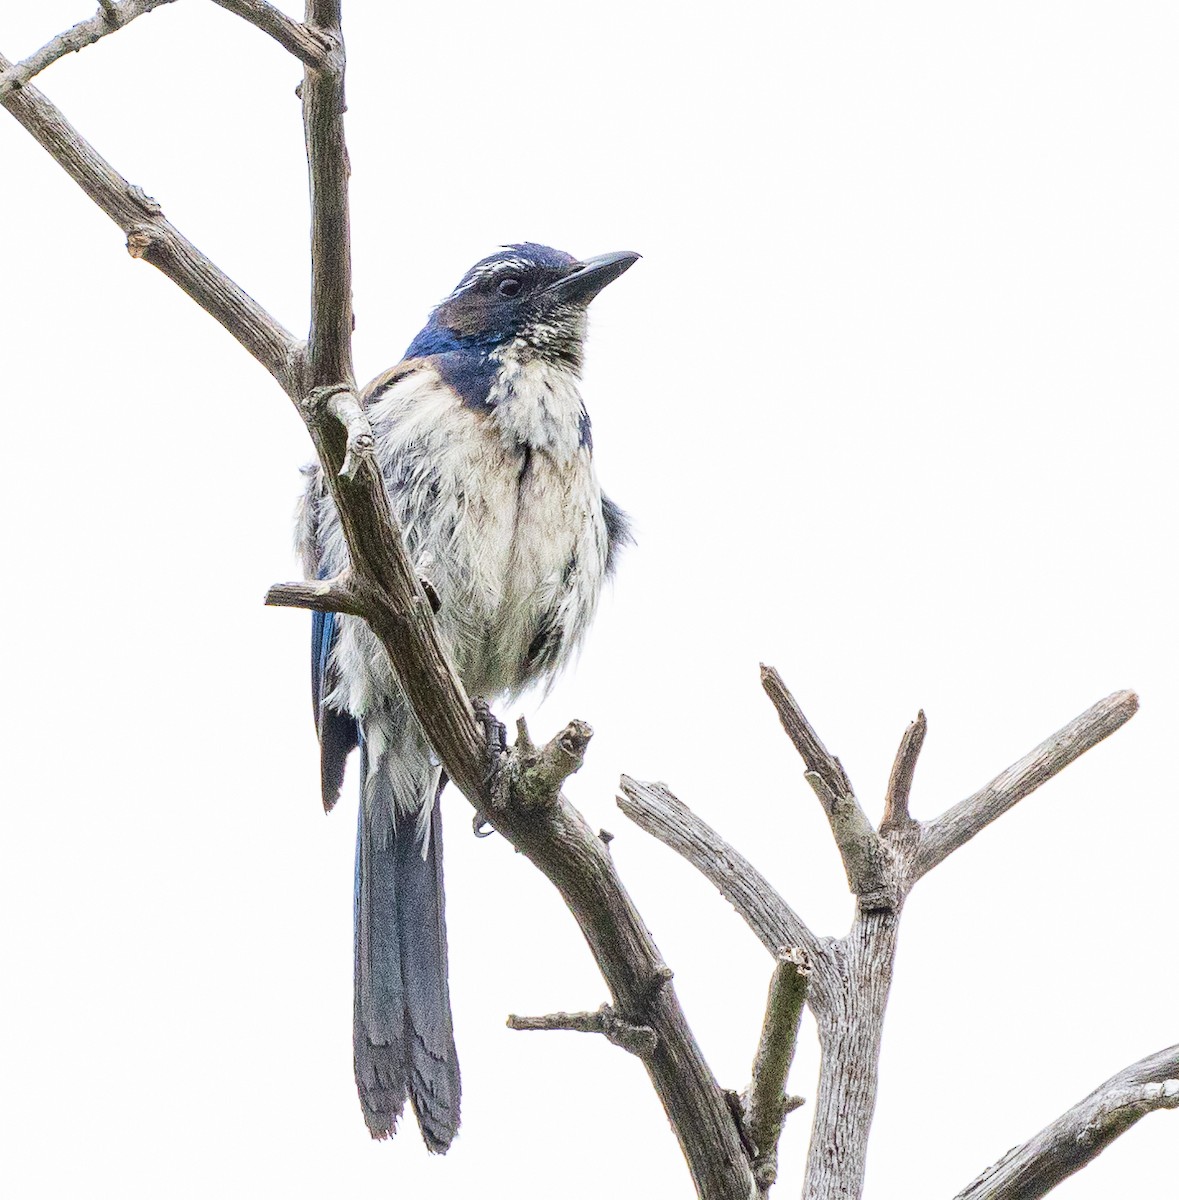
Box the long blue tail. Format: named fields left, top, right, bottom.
left=353, top=768, right=461, bottom=1151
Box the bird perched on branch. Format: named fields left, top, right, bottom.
left=297, top=243, right=638, bottom=1151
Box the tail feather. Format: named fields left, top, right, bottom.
left=354, top=745, right=461, bottom=1151
left=396, top=797, right=461, bottom=1152
left=354, top=798, right=408, bottom=1139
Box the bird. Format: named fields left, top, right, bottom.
left=296, top=243, right=638, bottom=1152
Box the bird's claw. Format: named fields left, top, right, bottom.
left=419, top=576, right=442, bottom=614
left=472, top=697, right=509, bottom=818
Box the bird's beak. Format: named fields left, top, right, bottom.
left=546, top=251, right=641, bottom=305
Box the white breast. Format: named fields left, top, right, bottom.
left=319, top=357, right=608, bottom=717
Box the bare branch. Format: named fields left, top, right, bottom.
left=955, top=1045, right=1179, bottom=1200
left=493, top=717, right=593, bottom=811
left=0, top=2, right=176, bottom=102
left=760, top=665, right=853, bottom=794
left=304, top=385, right=375, bottom=480
left=301, top=0, right=352, bottom=389
left=760, top=666, right=890, bottom=904
left=880, top=709, right=926, bottom=833
left=209, top=0, right=332, bottom=66
left=617, top=776, right=822, bottom=966
left=913, top=690, right=1139, bottom=878
left=0, top=52, right=300, bottom=389
left=507, top=1004, right=658, bottom=1058
left=746, top=948, right=811, bottom=1191
left=264, top=575, right=362, bottom=614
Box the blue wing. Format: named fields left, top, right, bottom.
left=312, top=608, right=358, bottom=813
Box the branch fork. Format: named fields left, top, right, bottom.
left=492, top=716, right=593, bottom=811
left=619, top=670, right=1144, bottom=1199
left=304, top=385, right=373, bottom=481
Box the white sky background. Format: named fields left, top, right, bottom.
left=1, top=2, right=1176, bottom=1196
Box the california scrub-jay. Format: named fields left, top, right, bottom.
left=296, top=243, right=638, bottom=1151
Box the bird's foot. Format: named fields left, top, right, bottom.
left=419, top=575, right=442, bottom=614
left=472, top=697, right=509, bottom=820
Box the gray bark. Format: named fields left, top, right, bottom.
left=620, top=688, right=1144, bottom=1200
left=955, top=1046, right=1179, bottom=1200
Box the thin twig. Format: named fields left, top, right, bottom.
left=0, top=50, right=300, bottom=389
left=0, top=2, right=177, bottom=102
left=746, top=948, right=811, bottom=1191
left=208, top=0, right=332, bottom=66
left=880, top=710, right=926, bottom=833
left=760, top=666, right=889, bottom=903
left=954, top=1045, right=1179, bottom=1200
left=616, top=777, right=822, bottom=967
left=507, top=1005, right=657, bottom=1058
left=264, top=575, right=363, bottom=615
left=913, top=690, right=1139, bottom=878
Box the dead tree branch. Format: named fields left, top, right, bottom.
left=955, top=1045, right=1179, bottom=1200
left=880, top=709, right=925, bottom=833
left=0, top=50, right=300, bottom=389
left=913, top=690, right=1139, bottom=879
left=507, top=1005, right=658, bottom=1058
left=746, top=948, right=811, bottom=1192
left=621, top=678, right=1141, bottom=1200
left=264, top=574, right=362, bottom=615
left=0, top=2, right=176, bottom=102
left=616, top=776, right=823, bottom=969
left=760, top=666, right=891, bottom=905
left=209, top=0, right=332, bottom=65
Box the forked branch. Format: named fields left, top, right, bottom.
left=209, top=0, right=333, bottom=65
left=616, top=776, right=822, bottom=967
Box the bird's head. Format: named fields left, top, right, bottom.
left=407, top=243, right=639, bottom=371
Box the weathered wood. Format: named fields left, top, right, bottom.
left=880, top=710, right=926, bottom=833
left=617, top=776, right=823, bottom=969
left=0, top=1, right=177, bottom=102
left=0, top=51, right=300, bottom=390
left=747, top=949, right=811, bottom=1192
left=210, top=0, right=333, bottom=65
left=913, top=690, right=1139, bottom=878
left=507, top=1005, right=658, bottom=1058
left=760, top=666, right=889, bottom=902
left=955, top=1046, right=1179, bottom=1200
left=620, top=685, right=1147, bottom=1200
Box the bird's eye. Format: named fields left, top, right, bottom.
left=497, top=277, right=522, bottom=298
